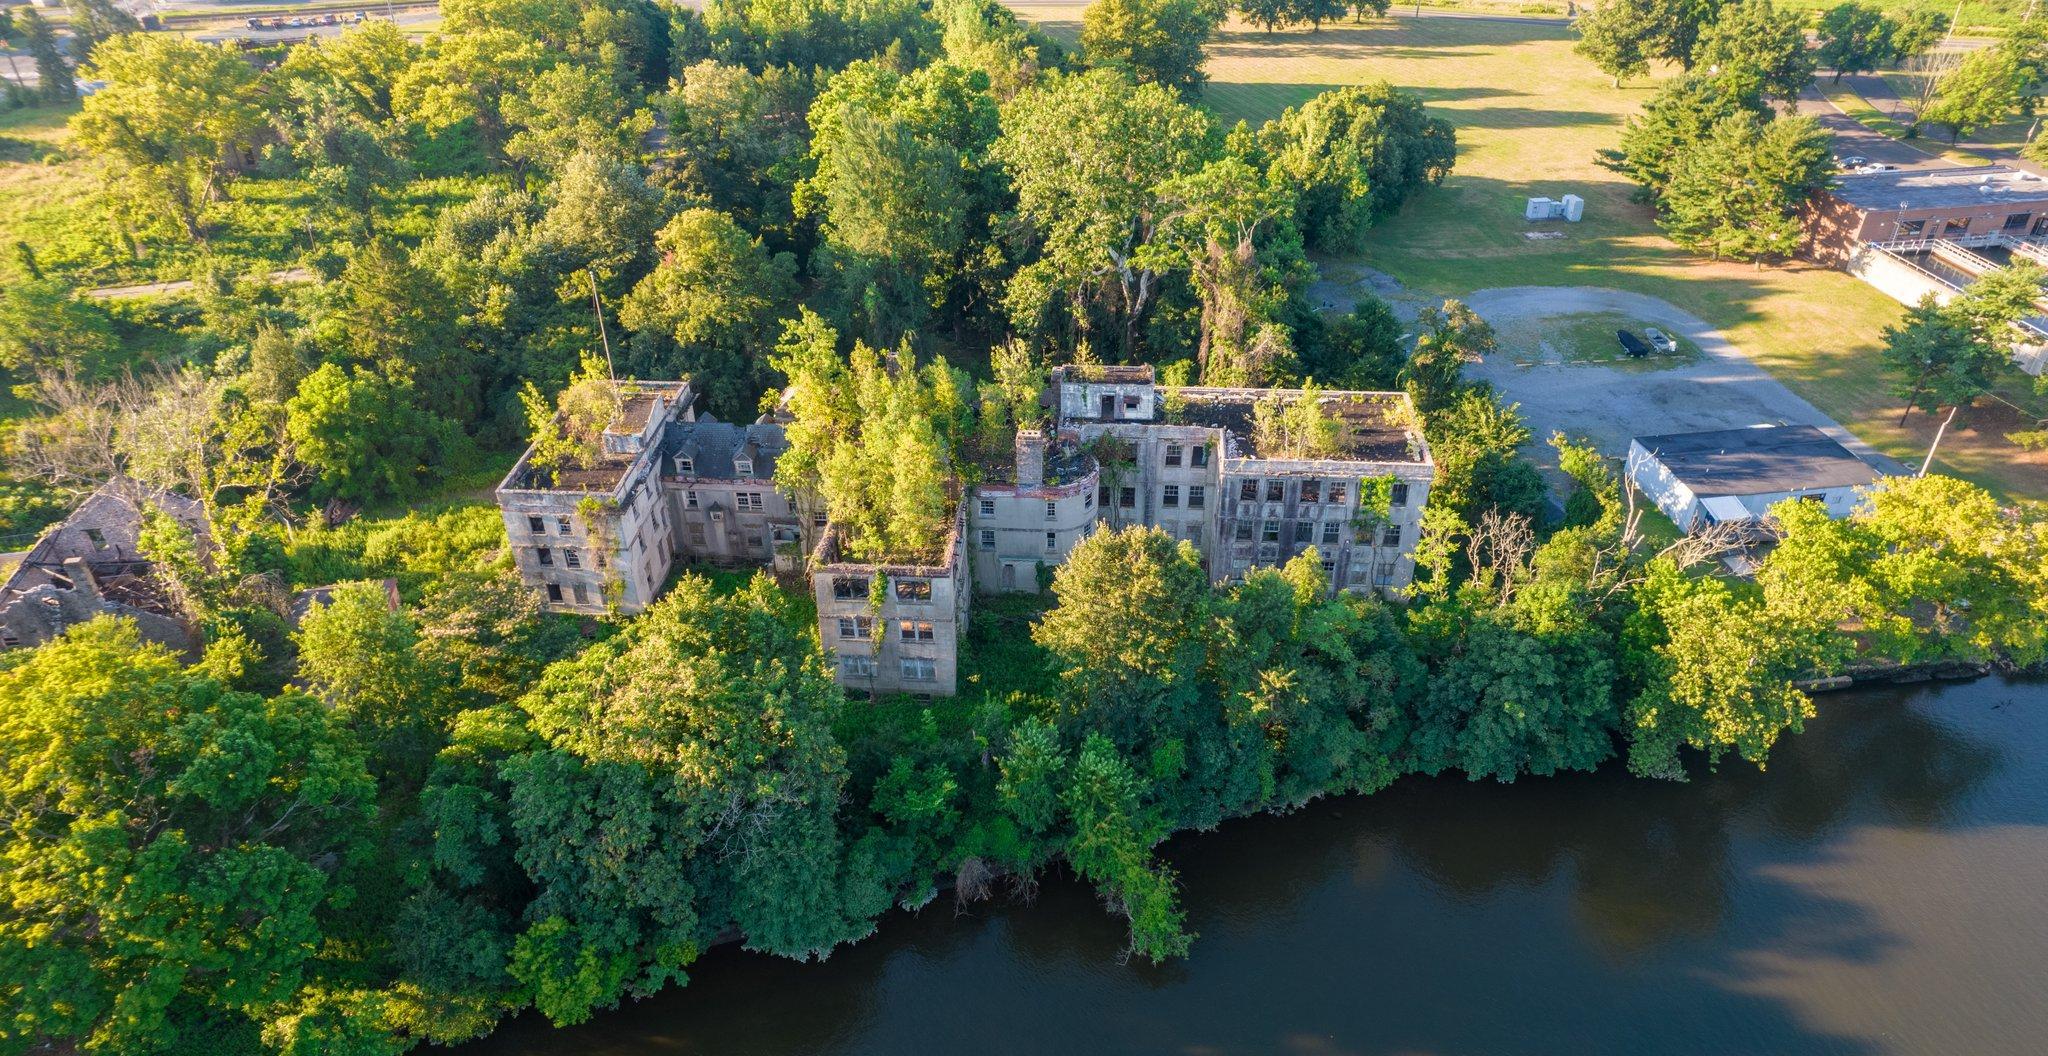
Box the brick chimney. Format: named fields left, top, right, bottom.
left=1015, top=428, right=1046, bottom=487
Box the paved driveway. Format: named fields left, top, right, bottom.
left=1461, top=286, right=1910, bottom=479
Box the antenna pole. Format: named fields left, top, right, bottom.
left=588, top=268, right=616, bottom=381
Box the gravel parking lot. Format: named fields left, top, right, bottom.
left=1460, top=286, right=1911, bottom=480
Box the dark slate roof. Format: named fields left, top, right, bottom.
left=1829, top=165, right=2048, bottom=211
left=1, top=484, right=209, bottom=603
left=661, top=415, right=787, bottom=480
left=1633, top=425, right=1881, bottom=496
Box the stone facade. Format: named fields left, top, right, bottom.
left=495, top=382, right=689, bottom=615
left=811, top=505, right=970, bottom=695
left=1049, top=366, right=1434, bottom=595
left=967, top=429, right=1101, bottom=593
left=662, top=416, right=811, bottom=573
left=496, top=368, right=1436, bottom=695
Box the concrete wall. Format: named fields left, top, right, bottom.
left=666, top=477, right=802, bottom=570
left=1067, top=419, right=1430, bottom=596
left=1058, top=379, right=1156, bottom=423
left=812, top=514, right=970, bottom=696
left=1216, top=461, right=1431, bottom=595
left=969, top=466, right=1100, bottom=593
left=500, top=466, right=675, bottom=614
left=1844, top=244, right=1958, bottom=308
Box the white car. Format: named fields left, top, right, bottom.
left=1644, top=327, right=1677, bottom=355
left=1855, top=162, right=1899, bottom=174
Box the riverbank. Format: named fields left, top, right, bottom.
left=461, top=672, right=2048, bottom=1056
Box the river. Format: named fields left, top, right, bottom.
left=463, top=674, right=2048, bottom=1056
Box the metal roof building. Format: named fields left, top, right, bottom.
left=1625, top=425, right=1883, bottom=531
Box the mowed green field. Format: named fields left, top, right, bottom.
left=1010, top=7, right=2048, bottom=499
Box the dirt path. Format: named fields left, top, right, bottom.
left=84, top=267, right=317, bottom=300
left=1461, top=286, right=1912, bottom=477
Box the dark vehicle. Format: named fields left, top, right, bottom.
left=247, top=16, right=264, bottom=27
left=321, top=13, right=339, bottom=24
left=1617, top=330, right=1650, bottom=358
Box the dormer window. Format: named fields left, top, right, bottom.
left=677, top=456, right=694, bottom=475
left=735, top=458, right=754, bottom=476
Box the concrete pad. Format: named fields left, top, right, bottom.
left=1461, top=286, right=1911, bottom=480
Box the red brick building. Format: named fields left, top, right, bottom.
left=1805, top=165, right=2048, bottom=265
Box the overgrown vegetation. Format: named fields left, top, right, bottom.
left=4, top=1, right=2048, bottom=1053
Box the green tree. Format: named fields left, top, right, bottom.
left=1081, top=0, right=1227, bottom=94
left=0, top=279, right=119, bottom=377
left=1572, top=0, right=1724, bottom=75
left=1254, top=82, right=1457, bottom=250
left=1622, top=558, right=1821, bottom=779
left=619, top=208, right=797, bottom=417
left=770, top=311, right=964, bottom=562
left=70, top=34, right=263, bottom=242
left=1032, top=525, right=1210, bottom=744
left=1695, top=0, right=1817, bottom=104
left=63, top=0, right=138, bottom=63
left=277, top=19, right=418, bottom=123
left=660, top=61, right=813, bottom=236
left=1816, top=2, right=1893, bottom=82
left=507, top=574, right=859, bottom=1022
left=1403, top=299, right=1494, bottom=410
left=1887, top=8, right=1945, bottom=61
left=534, top=150, right=665, bottom=281
left=1303, top=295, right=1405, bottom=389
left=1574, top=0, right=1656, bottom=86
left=19, top=7, right=72, bottom=104
left=1141, top=155, right=1300, bottom=384
left=1922, top=48, right=2026, bottom=144
left=1659, top=111, right=1830, bottom=264
left=0, top=619, right=374, bottom=1054
left=297, top=581, right=458, bottom=786
left=286, top=363, right=454, bottom=506
left=1878, top=296, right=2004, bottom=423
left=994, top=68, right=1216, bottom=354
left=932, top=0, right=1046, bottom=98
left=504, top=59, right=654, bottom=175
left=1601, top=73, right=1766, bottom=200
left=795, top=59, right=1001, bottom=345
left=1949, top=259, right=2048, bottom=361
left=1406, top=607, right=1616, bottom=782
left=394, top=27, right=552, bottom=185
left=317, top=238, right=476, bottom=419
left=1062, top=733, right=1191, bottom=961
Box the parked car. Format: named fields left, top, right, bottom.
left=1644, top=327, right=1677, bottom=355
left=246, top=16, right=265, bottom=28
left=268, top=17, right=286, bottom=28
left=353, top=10, right=369, bottom=20
left=321, top=13, right=339, bottom=25
left=1617, top=330, right=1651, bottom=359
left=1855, top=162, right=1898, bottom=174
left=1835, top=154, right=1868, bottom=169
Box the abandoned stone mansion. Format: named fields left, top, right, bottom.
left=496, top=366, right=1435, bottom=696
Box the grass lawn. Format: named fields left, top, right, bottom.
left=1007, top=7, right=2047, bottom=501
left=1493, top=309, right=1700, bottom=369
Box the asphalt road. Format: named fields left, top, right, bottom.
left=1794, top=85, right=1951, bottom=171
left=1461, top=286, right=1910, bottom=479
left=189, top=6, right=438, bottom=44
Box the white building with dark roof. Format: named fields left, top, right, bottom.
left=1626, top=424, right=1883, bottom=531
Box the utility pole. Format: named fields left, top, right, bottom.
left=588, top=268, right=616, bottom=381
left=1917, top=403, right=1961, bottom=477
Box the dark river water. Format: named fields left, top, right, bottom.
left=463, top=675, right=2048, bottom=1056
